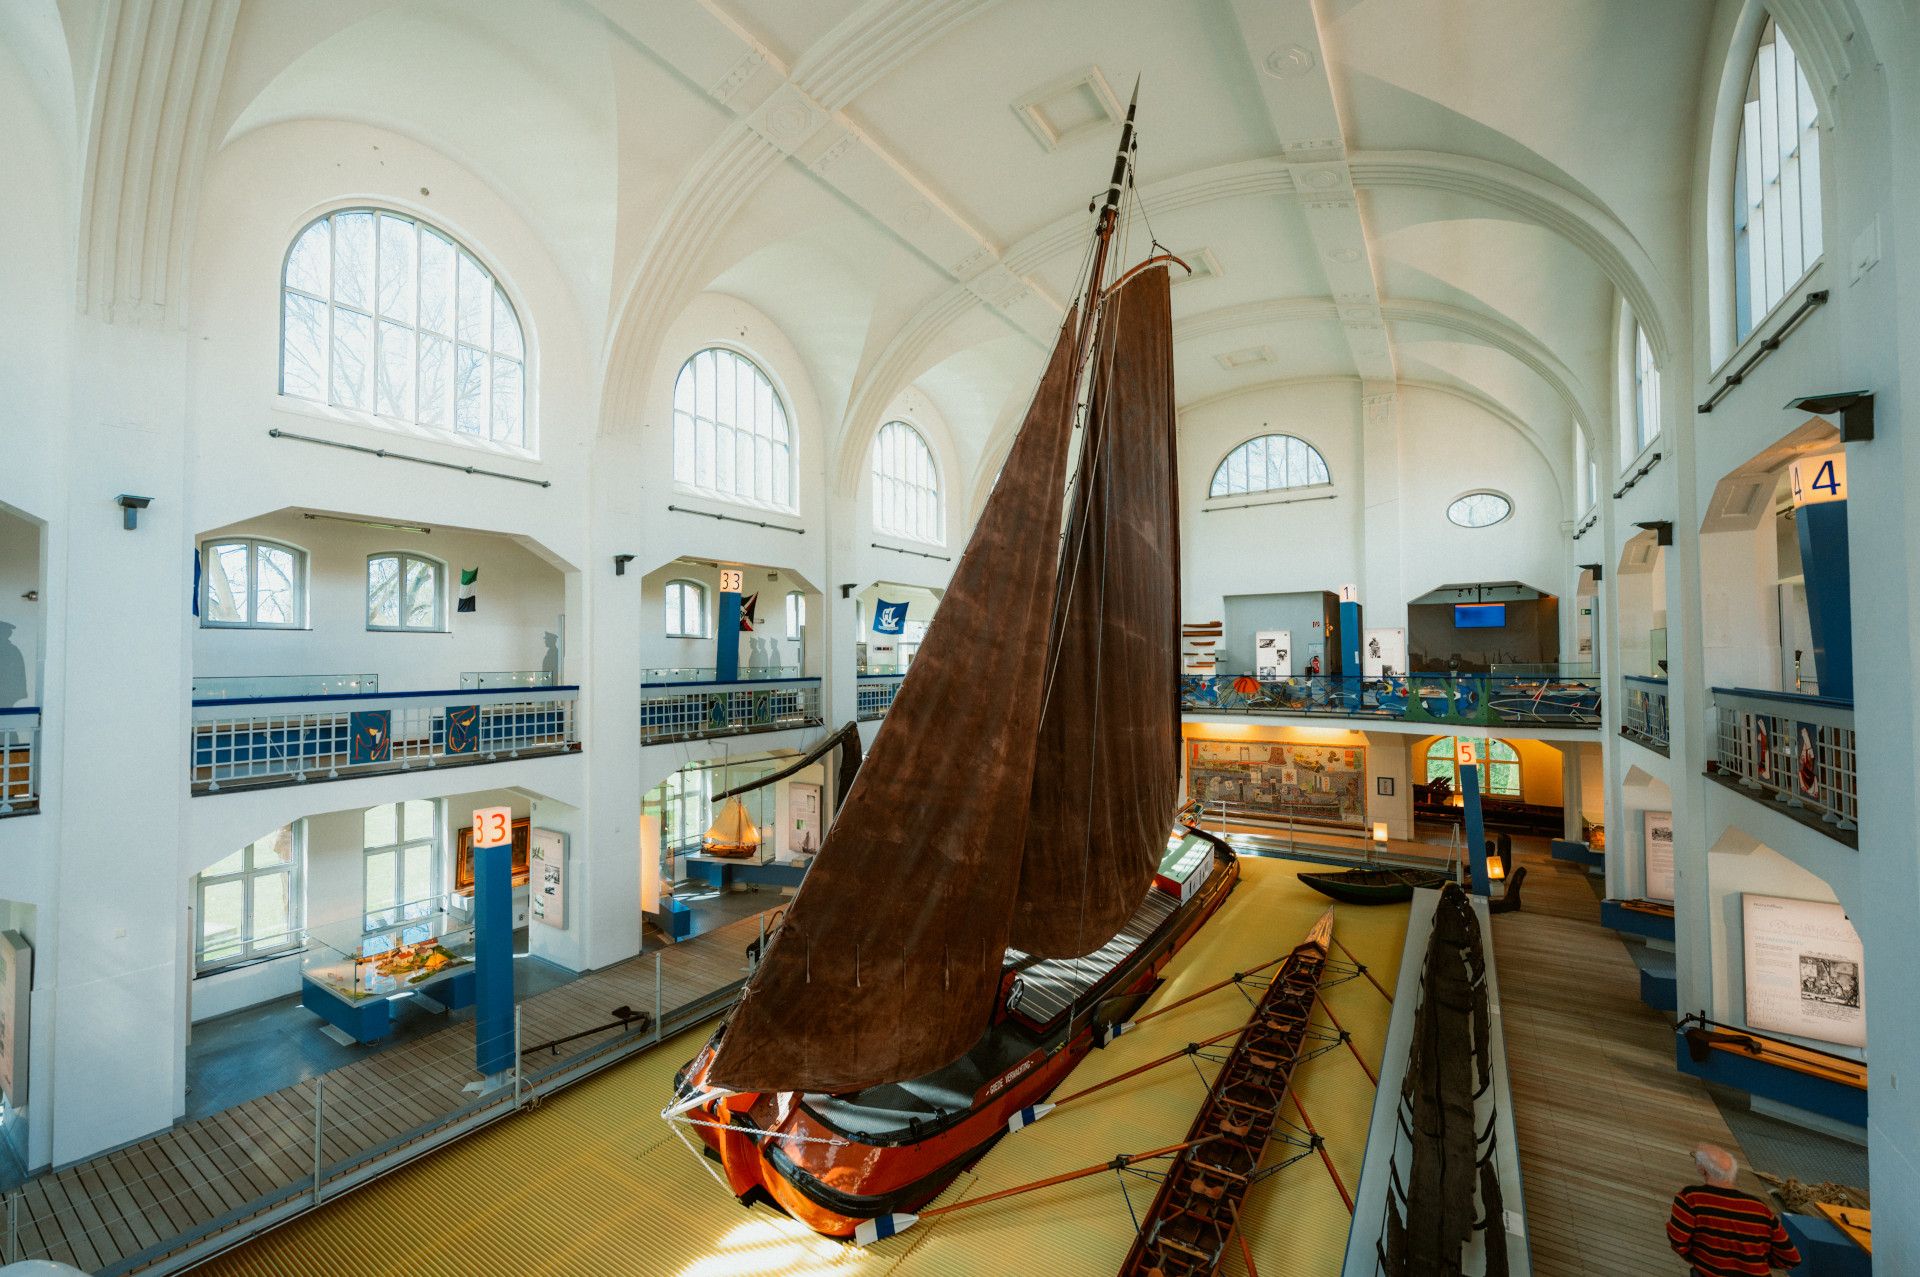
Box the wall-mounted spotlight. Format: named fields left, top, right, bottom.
left=115, top=494, right=152, bottom=531
left=1786, top=391, right=1873, bottom=441
left=839, top=584, right=856, bottom=599
left=1578, top=563, right=1603, bottom=582
left=613, top=554, right=636, bottom=576
left=1633, top=520, right=1674, bottom=546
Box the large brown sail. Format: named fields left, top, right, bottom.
left=1009, top=264, right=1180, bottom=958
left=706, top=311, right=1081, bottom=1094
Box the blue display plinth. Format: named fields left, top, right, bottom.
left=300, top=965, right=475, bottom=1045
left=666, top=897, right=694, bottom=940
left=686, top=856, right=809, bottom=890
left=1550, top=838, right=1604, bottom=868
left=1674, top=1036, right=1867, bottom=1129
left=1601, top=899, right=1676, bottom=943
left=1781, top=1212, right=1871, bottom=1277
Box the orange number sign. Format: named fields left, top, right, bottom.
left=1455, top=737, right=1479, bottom=768
left=472, top=805, right=513, bottom=849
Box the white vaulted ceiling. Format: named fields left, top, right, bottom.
left=74, top=0, right=1720, bottom=506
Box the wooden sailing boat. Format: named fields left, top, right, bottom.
left=666, top=87, right=1241, bottom=1237
left=700, top=795, right=762, bottom=859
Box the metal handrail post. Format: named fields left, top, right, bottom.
left=653, top=952, right=664, bottom=1044
left=311, top=1077, right=325, bottom=1207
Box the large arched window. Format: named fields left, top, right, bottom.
left=281, top=209, right=528, bottom=449
left=1734, top=18, right=1822, bottom=341
left=1209, top=434, right=1331, bottom=499
left=673, top=348, right=794, bottom=511
left=872, top=421, right=943, bottom=543
left=1425, top=737, right=1521, bottom=799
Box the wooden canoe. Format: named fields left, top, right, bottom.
left=1296, top=867, right=1452, bottom=905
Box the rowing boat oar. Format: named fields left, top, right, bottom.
left=1289, top=1092, right=1352, bottom=1214
left=1332, top=936, right=1392, bottom=1003
left=852, top=1136, right=1221, bottom=1246
left=1089, top=951, right=1298, bottom=1047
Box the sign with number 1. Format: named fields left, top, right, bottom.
left=472, top=806, right=513, bottom=849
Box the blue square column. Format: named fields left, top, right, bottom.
left=1795, top=500, right=1853, bottom=700
left=1461, top=761, right=1491, bottom=896
left=473, top=841, right=516, bottom=1077
left=716, top=589, right=742, bottom=683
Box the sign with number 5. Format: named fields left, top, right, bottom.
left=472, top=805, right=513, bottom=849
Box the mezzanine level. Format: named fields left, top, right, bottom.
left=1709, top=686, right=1857, bottom=846
left=638, top=675, right=822, bottom=746
left=1620, top=675, right=1670, bottom=753
left=1181, top=671, right=1601, bottom=731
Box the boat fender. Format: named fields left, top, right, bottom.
left=1006, top=1103, right=1054, bottom=1132
left=1094, top=1020, right=1135, bottom=1048
left=853, top=1213, right=920, bottom=1246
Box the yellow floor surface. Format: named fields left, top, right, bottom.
left=199, top=858, right=1406, bottom=1277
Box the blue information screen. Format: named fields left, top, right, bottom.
left=1454, top=603, right=1507, bottom=629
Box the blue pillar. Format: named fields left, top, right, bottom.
left=716, top=589, right=742, bottom=683
left=1795, top=500, right=1853, bottom=701
left=1461, top=760, right=1491, bottom=897
left=473, top=839, right=515, bottom=1076
left=1338, top=600, right=1363, bottom=674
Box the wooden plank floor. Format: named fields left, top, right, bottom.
left=6, top=909, right=770, bottom=1274
left=1493, top=839, right=1765, bottom=1277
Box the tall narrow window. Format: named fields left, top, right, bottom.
left=282, top=209, right=528, bottom=449
left=671, top=348, right=794, bottom=511
left=363, top=800, right=440, bottom=932
left=1734, top=19, right=1823, bottom=341
left=366, top=553, right=444, bottom=632
left=1633, top=324, right=1662, bottom=454
left=201, top=537, right=306, bottom=628
left=665, top=579, right=709, bottom=638
left=1209, top=434, right=1331, bottom=498
left=872, top=421, right=943, bottom=543
left=785, top=590, right=805, bottom=635
left=1576, top=430, right=1597, bottom=513
left=194, top=824, right=303, bottom=974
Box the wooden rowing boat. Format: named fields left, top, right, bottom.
left=1296, top=866, right=1451, bottom=905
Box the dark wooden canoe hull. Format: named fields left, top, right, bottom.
left=1297, top=867, right=1451, bottom=905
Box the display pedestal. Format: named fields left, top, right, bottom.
left=300, top=966, right=476, bottom=1045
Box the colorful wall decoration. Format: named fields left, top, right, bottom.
left=1186, top=737, right=1367, bottom=829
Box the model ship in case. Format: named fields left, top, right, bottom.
left=665, top=88, right=1240, bottom=1238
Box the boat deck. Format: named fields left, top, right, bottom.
left=195, top=856, right=1408, bottom=1276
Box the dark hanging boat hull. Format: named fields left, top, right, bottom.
left=672, top=829, right=1238, bottom=1237
left=1296, top=867, right=1452, bottom=905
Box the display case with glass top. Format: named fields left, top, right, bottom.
left=299, top=901, right=478, bottom=1043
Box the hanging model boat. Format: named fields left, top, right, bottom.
left=700, top=795, right=762, bottom=859
left=1296, top=866, right=1454, bottom=906
left=664, top=86, right=1241, bottom=1238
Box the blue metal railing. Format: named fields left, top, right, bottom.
left=639, top=677, right=822, bottom=745
left=1710, top=686, right=1857, bottom=833
left=856, top=672, right=905, bottom=721
left=0, top=707, right=40, bottom=815
left=190, top=686, right=580, bottom=793
left=1621, top=675, right=1671, bottom=751
left=1180, top=672, right=1600, bottom=727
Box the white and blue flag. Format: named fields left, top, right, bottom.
left=873, top=599, right=909, bottom=634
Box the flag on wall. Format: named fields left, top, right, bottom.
left=191, top=548, right=202, bottom=617
left=873, top=599, right=908, bottom=634
left=739, top=592, right=759, bottom=632
left=458, top=567, right=478, bottom=614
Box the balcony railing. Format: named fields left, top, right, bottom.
left=191, top=686, right=580, bottom=794
left=643, top=665, right=803, bottom=684
left=1621, top=675, right=1671, bottom=752
left=856, top=673, right=905, bottom=721
left=640, top=677, right=822, bottom=745
left=1711, top=687, right=1857, bottom=834
left=191, top=673, right=378, bottom=699
left=1181, top=673, right=1601, bottom=727
left=0, top=707, right=40, bottom=816
left=460, top=669, right=556, bottom=690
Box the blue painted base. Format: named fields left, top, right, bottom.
left=1639, top=966, right=1678, bottom=1012
left=1550, top=838, right=1605, bottom=868
left=687, top=857, right=809, bottom=890
left=1674, top=1037, right=1867, bottom=1129
left=666, top=897, right=694, bottom=940
left=1781, top=1212, right=1871, bottom=1277
left=301, top=978, right=392, bottom=1044
left=1601, top=899, right=1676, bottom=943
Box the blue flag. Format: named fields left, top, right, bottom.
left=872, top=599, right=908, bottom=634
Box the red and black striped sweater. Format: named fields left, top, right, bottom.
left=1667, top=1184, right=1803, bottom=1275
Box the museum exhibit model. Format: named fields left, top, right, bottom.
left=662, top=91, right=1242, bottom=1238
left=299, top=903, right=477, bottom=1044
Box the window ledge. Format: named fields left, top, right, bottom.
left=273, top=396, right=540, bottom=464
left=1202, top=484, right=1337, bottom=513
left=1617, top=437, right=1662, bottom=483
left=194, top=946, right=306, bottom=980
left=1708, top=257, right=1827, bottom=382
left=670, top=485, right=800, bottom=520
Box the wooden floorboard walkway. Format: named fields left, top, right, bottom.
left=1493, top=840, right=1765, bottom=1277
left=7, top=910, right=770, bottom=1274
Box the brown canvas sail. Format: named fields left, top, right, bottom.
left=1010, top=263, right=1181, bottom=958
left=706, top=310, right=1081, bottom=1094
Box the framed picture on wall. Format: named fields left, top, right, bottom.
left=455, top=816, right=532, bottom=892
left=1376, top=777, right=1395, bottom=797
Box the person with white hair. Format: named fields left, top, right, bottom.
left=1666, top=1143, right=1803, bottom=1275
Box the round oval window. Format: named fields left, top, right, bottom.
left=1447, top=492, right=1512, bottom=528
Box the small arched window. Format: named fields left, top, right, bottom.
left=1209, top=434, right=1331, bottom=499
left=872, top=421, right=943, bottom=543
left=1425, top=737, right=1521, bottom=798
left=1632, top=324, right=1661, bottom=454
left=1734, top=18, right=1823, bottom=341
left=202, top=537, right=306, bottom=629
left=366, top=552, right=444, bottom=632
left=665, top=579, right=709, bottom=639
left=282, top=209, right=527, bottom=448
left=1446, top=492, right=1513, bottom=528
left=673, top=349, right=794, bottom=511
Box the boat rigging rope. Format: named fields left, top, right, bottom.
left=661, top=1111, right=852, bottom=1148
